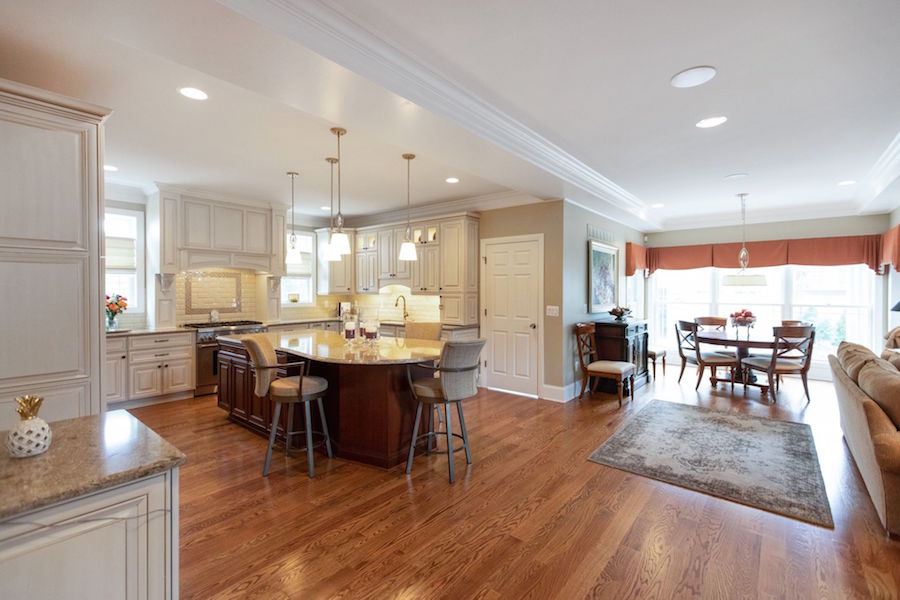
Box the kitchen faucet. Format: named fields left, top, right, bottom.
left=394, top=295, right=409, bottom=321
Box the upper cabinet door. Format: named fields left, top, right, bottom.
left=244, top=209, right=270, bottom=254
left=439, top=221, right=463, bottom=293
left=393, top=228, right=411, bottom=281
left=182, top=200, right=213, bottom=249
left=377, top=229, right=394, bottom=279
left=213, top=205, right=244, bottom=251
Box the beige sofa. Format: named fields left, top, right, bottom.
left=829, top=342, right=900, bottom=536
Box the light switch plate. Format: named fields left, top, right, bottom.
left=545, top=305, right=560, bottom=317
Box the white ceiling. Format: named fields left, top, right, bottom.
left=1, top=0, right=899, bottom=230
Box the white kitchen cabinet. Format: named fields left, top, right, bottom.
left=271, top=213, right=286, bottom=277
left=377, top=229, right=395, bottom=280
left=439, top=220, right=464, bottom=293
left=411, top=244, right=440, bottom=294
left=244, top=209, right=270, bottom=254
left=183, top=200, right=213, bottom=248
left=0, top=470, right=178, bottom=600
left=356, top=250, right=378, bottom=293
left=163, top=358, right=194, bottom=394
left=105, top=349, right=128, bottom=404
left=212, top=205, right=243, bottom=251
left=316, top=229, right=354, bottom=295
left=393, top=228, right=412, bottom=281
left=0, top=78, right=108, bottom=428
left=129, top=363, right=163, bottom=399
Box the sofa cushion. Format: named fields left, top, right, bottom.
left=858, top=358, right=900, bottom=428
left=881, top=349, right=900, bottom=371
left=837, top=341, right=878, bottom=383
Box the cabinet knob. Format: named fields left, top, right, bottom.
left=164, top=364, right=169, bottom=368
left=121, top=355, right=126, bottom=359
left=157, top=365, right=161, bottom=369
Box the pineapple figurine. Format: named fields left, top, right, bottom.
left=6, top=395, right=52, bottom=458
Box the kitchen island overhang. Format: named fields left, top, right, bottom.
left=215, top=329, right=444, bottom=468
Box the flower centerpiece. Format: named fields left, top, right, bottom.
left=730, top=308, right=756, bottom=339
left=105, top=294, right=128, bottom=330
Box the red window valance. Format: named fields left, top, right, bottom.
left=625, top=242, right=647, bottom=276
left=636, top=234, right=885, bottom=275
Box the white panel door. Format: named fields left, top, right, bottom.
left=483, top=239, right=540, bottom=396
left=105, top=354, right=127, bottom=403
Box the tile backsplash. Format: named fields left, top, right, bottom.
left=176, top=268, right=258, bottom=324
left=355, top=285, right=440, bottom=323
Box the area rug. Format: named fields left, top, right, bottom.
left=588, top=400, right=833, bottom=527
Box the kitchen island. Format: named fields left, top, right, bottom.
left=216, top=329, right=443, bottom=468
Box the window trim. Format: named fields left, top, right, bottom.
left=281, top=228, right=316, bottom=307
left=104, top=207, right=145, bottom=313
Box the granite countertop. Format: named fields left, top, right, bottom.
left=0, top=410, right=185, bottom=521
left=106, top=326, right=193, bottom=338
left=218, top=329, right=443, bottom=365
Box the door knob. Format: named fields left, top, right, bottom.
left=529, top=323, right=537, bottom=329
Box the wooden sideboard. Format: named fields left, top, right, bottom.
left=593, top=317, right=649, bottom=393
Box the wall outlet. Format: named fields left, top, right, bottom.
left=545, top=305, right=560, bottom=317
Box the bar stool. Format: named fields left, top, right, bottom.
left=242, top=334, right=332, bottom=478
left=404, top=321, right=444, bottom=425
left=405, top=339, right=485, bottom=483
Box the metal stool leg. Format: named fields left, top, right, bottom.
left=456, top=401, right=471, bottom=464
left=445, top=403, right=455, bottom=483
left=406, top=401, right=423, bottom=474
left=304, top=400, right=315, bottom=478
left=316, top=396, right=333, bottom=458
left=263, top=402, right=281, bottom=476
left=425, top=406, right=433, bottom=455
left=285, top=403, right=295, bottom=456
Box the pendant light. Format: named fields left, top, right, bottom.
left=722, top=193, right=766, bottom=286
left=398, top=153, right=418, bottom=262
left=286, top=171, right=299, bottom=249
left=329, top=127, right=351, bottom=255
left=324, top=156, right=341, bottom=262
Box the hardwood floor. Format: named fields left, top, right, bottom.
left=129, top=369, right=900, bottom=599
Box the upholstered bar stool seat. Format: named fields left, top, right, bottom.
left=270, top=376, right=329, bottom=398
left=647, top=348, right=666, bottom=379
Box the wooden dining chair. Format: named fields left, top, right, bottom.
left=695, top=316, right=727, bottom=331
left=575, top=323, right=636, bottom=405
left=775, top=320, right=807, bottom=388
left=742, top=326, right=815, bottom=402
left=675, top=320, right=738, bottom=390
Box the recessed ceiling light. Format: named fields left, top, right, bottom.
left=178, top=87, right=208, bottom=100
left=103, top=164, right=118, bottom=172
left=838, top=180, right=856, bottom=186
left=445, top=177, right=460, bottom=184
left=696, top=116, right=727, bottom=129
left=320, top=206, right=330, bottom=211
left=670, top=66, right=717, bottom=88
left=650, top=203, right=664, bottom=208
left=724, top=172, right=749, bottom=180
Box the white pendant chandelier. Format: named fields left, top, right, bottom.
left=398, top=153, right=418, bottom=262
left=722, top=192, right=766, bottom=286
left=324, top=156, right=341, bottom=262
left=329, top=127, right=351, bottom=256
left=286, top=170, right=299, bottom=249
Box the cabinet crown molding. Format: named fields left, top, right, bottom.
left=0, top=77, right=111, bottom=123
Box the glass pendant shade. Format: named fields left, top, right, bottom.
left=330, top=231, right=351, bottom=256
left=738, top=245, right=750, bottom=270
left=398, top=240, right=417, bottom=261
left=323, top=238, right=341, bottom=262
left=722, top=273, right=767, bottom=286
left=289, top=232, right=297, bottom=250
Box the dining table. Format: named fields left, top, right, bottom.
left=694, top=328, right=777, bottom=395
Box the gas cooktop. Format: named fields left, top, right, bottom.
left=182, top=320, right=263, bottom=329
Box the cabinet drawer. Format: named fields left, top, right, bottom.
left=106, top=337, right=128, bottom=353
left=128, top=332, right=193, bottom=350
left=130, top=346, right=193, bottom=364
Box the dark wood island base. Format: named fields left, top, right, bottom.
left=216, top=333, right=440, bottom=469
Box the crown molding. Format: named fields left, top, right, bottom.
left=154, top=182, right=287, bottom=209
left=856, top=130, right=900, bottom=212
left=344, top=190, right=544, bottom=228
left=219, top=0, right=646, bottom=218
left=659, top=200, right=868, bottom=232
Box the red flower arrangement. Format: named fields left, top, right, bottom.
left=106, top=294, right=128, bottom=319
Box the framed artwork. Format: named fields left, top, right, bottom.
left=589, top=240, right=618, bottom=313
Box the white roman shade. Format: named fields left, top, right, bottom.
left=106, top=236, right=137, bottom=270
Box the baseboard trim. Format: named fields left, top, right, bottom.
left=540, top=383, right=577, bottom=403
left=108, top=391, right=195, bottom=411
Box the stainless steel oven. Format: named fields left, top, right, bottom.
left=183, top=321, right=267, bottom=395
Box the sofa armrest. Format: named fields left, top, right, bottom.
left=873, top=433, right=900, bottom=475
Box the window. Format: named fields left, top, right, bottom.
left=649, top=264, right=880, bottom=378
left=281, top=231, right=316, bottom=305
left=104, top=208, right=144, bottom=311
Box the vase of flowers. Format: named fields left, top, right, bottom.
left=730, top=308, right=756, bottom=339
left=106, top=294, right=128, bottom=330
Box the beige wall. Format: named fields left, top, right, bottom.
left=891, top=207, right=900, bottom=228
left=646, top=214, right=890, bottom=247
left=561, top=202, right=644, bottom=389
left=479, top=201, right=565, bottom=386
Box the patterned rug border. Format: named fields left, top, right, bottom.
left=588, top=399, right=834, bottom=528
